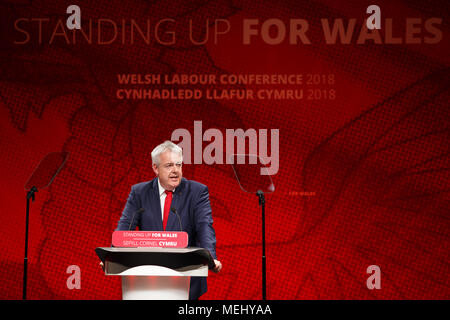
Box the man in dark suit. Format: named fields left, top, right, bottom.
left=116, top=141, right=222, bottom=299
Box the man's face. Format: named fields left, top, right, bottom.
left=152, top=150, right=183, bottom=191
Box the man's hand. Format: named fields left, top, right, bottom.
left=212, top=259, right=222, bottom=273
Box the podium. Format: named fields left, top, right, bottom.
left=95, top=247, right=214, bottom=300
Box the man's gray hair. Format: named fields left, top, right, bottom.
left=151, top=141, right=183, bottom=165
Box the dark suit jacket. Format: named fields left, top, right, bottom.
left=116, top=177, right=217, bottom=299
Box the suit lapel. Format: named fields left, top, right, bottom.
left=166, top=178, right=186, bottom=231
left=149, top=178, right=163, bottom=230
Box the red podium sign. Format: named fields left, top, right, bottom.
left=112, top=231, right=188, bottom=248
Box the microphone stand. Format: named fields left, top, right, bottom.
left=24, top=186, right=38, bottom=300
left=256, top=190, right=266, bottom=300
left=22, top=151, right=69, bottom=300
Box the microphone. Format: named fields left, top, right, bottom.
left=128, top=207, right=144, bottom=230
left=170, top=208, right=183, bottom=231
left=256, top=190, right=265, bottom=206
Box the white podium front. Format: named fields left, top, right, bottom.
left=95, top=247, right=214, bottom=300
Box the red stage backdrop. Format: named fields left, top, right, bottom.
left=0, top=0, right=448, bottom=299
